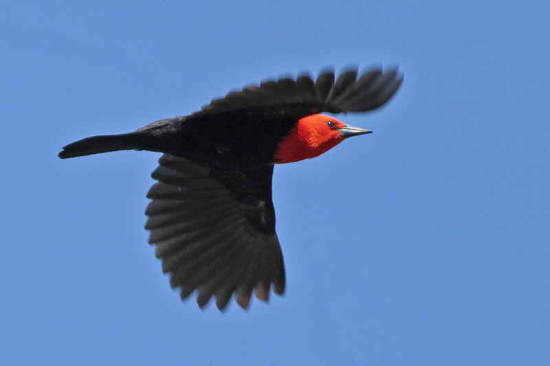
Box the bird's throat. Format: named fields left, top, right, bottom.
left=273, top=126, right=342, bottom=164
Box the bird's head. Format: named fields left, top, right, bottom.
left=274, top=114, right=372, bottom=164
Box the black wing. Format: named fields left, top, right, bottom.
left=193, top=66, right=403, bottom=119
left=146, top=154, right=285, bottom=310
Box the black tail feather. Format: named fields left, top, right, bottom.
left=58, top=133, right=143, bottom=159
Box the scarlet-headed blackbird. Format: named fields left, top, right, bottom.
left=59, top=66, right=403, bottom=310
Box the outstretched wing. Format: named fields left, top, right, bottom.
left=145, top=154, right=285, bottom=310
left=193, top=66, right=403, bottom=119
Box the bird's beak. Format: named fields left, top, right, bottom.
left=338, top=125, right=372, bottom=138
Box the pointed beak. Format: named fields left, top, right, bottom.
left=337, top=125, right=372, bottom=138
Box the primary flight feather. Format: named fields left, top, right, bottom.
left=59, top=66, right=404, bottom=310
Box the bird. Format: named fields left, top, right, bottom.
left=59, top=66, right=403, bottom=310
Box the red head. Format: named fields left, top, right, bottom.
left=274, top=114, right=372, bottom=164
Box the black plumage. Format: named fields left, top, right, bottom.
left=59, top=66, right=403, bottom=310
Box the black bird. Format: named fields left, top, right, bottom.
left=59, top=66, right=403, bottom=310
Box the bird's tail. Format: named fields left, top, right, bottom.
left=58, top=133, right=146, bottom=159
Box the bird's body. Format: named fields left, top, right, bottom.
left=59, top=66, right=403, bottom=310
left=138, top=110, right=298, bottom=168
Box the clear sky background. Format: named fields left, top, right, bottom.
left=2, top=1, right=549, bottom=365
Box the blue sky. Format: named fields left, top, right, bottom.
left=2, top=1, right=549, bottom=365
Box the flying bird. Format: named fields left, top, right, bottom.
left=59, top=66, right=403, bottom=310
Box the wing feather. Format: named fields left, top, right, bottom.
left=146, top=154, right=285, bottom=310
left=194, top=66, right=403, bottom=119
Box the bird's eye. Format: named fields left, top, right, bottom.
left=326, top=121, right=335, bottom=128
